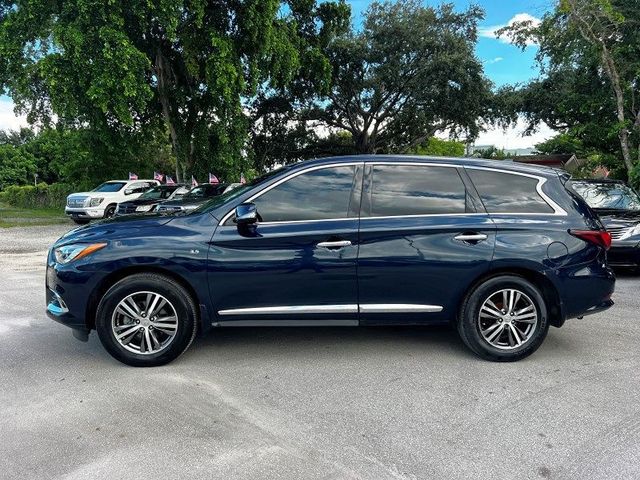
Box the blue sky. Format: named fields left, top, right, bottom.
left=0, top=0, right=555, bottom=148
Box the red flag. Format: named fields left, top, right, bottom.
left=240, top=173, right=246, bottom=184
left=129, top=172, right=138, bottom=180
left=165, top=176, right=176, bottom=185
left=209, top=173, right=220, bottom=184
left=191, top=176, right=199, bottom=187
left=154, top=171, right=164, bottom=181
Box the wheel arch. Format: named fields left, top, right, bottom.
left=461, top=266, right=564, bottom=328
left=85, top=266, right=206, bottom=331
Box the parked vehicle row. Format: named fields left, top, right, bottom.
left=65, top=180, right=236, bottom=224
left=48, top=155, right=615, bottom=367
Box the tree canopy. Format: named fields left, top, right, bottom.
left=0, top=0, right=349, bottom=182
left=499, top=0, right=640, bottom=181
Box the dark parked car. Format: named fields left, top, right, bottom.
left=570, top=179, right=640, bottom=268
left=115, top=184, right=189, bottom=215
left=46, top=156, right=615, bottom=366
left=156, top=183, right=228, bottom=213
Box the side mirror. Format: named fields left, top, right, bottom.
left=124, top=189, right=134, bottom=195
left=234, top=203, right=258, bottom=225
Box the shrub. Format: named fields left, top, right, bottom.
left=1, top=182, right=75, bottom=210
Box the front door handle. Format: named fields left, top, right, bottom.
left=454, top=233, right=488, bottom=243
left=317, top=240, right=352, bottom=249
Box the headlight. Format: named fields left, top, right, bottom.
left=54, top=243, right=107, bottom=264
left=135, top=204, right=154, bottom=212
left=89, top=197, right=104, bottom=207
left=630, top=223, right=640, bottom=237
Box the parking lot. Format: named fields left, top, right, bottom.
left=0, top=224, right=639, bottom=480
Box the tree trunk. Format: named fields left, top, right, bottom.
left=155, top=49, right=182, bottom=183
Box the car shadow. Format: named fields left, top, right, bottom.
left=188, top=324, right=473, bottom=360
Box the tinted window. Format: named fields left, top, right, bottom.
left=570, top=181, right=640, bottom=211
left=367, top=165, right=468, bottom=216
left=253, top=166, right=356, bottom=222
left=467, top=169, right=554, bottom=214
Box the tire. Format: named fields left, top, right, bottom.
left=457, top=275, right=549, bottom=362
left=72, top=218, right=90, bottom=225
left=104, top=204, right=117, bottom=218
left=95, top=273, right=198, bottom=367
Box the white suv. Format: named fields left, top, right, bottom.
left=65, top=180, right=160, bottom=224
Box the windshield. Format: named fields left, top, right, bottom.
left=140, top=186, right=174, bottom=200
left=168, top=187, right=189, bottom=200
left=184, top=185, right=212, bottom=199
left=93, top=182, right=126, bottom=193
left=572, top=182, right=640, bottom=211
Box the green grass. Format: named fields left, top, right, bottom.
left=0, top=202, right=70, bottom=228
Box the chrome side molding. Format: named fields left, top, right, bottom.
left=218, top=303, right=443, bottom=316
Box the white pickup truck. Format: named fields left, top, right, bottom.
left=65, top=179, right=160, bottom=224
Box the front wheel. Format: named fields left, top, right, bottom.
left=95, top=273, right=198, bottom=366
left=457, top=275, right=549, bottom=362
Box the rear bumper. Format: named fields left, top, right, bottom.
left=556, top=262, right=616, bottom=324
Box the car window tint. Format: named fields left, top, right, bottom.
left=254, top=166, right=356, bottom=222
left=368, top=165, right=467, bottom=216
left=467, top=169, right=554, bottom=214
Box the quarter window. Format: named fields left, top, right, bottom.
left=367, top=165, right=469, bottom=216
left=467, top=169, right=554, bottom=214
left=252, top=166, right=357, bottom=222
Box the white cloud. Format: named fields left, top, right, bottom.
left=473, top=118, right=555, bottom=150
left=479, top=13, right=541, bottom=47
left=0, top=98, right=28, bottom=131
left=486, top=56, right=504, bottom=64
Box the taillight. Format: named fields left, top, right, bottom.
left=569, top=229, right=612, bottom=251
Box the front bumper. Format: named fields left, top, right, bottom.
left=608, top=240, right=640, bottom=267
left=65, top=206, right=104, bottom=219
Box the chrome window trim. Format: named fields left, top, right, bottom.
left=464, top=165, right=567, bottom=216
left=218, top=162, right=364, bottom=226
left=218, top=303, right=443, bottom=316
left=218, top=160, right=567, bottom=226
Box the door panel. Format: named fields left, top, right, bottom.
left=357, top=215, right=496, bottom=324
left=208, top=220, right=359, bottom=322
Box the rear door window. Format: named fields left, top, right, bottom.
left=365, top=165, right=471, bottom=217
left=466, top=169, right=554, bottom=214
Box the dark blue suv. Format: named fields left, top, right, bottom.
left=46, top=156, right=615, bottom=366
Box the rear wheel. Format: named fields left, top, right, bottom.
left=96, top=274, right=198, bottom=366
left=457, top=275, right=549, bottom=362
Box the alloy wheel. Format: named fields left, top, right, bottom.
left=477, top=288, right=538, bottom=350
left=111, top=291, right=179, bottom=355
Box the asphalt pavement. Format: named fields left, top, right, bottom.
left=1, top=224, right=639, bottom=480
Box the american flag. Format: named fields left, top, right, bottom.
left=240, top=173, right=246, bottom=184
left=165, top=176, right=176, bottom=185
left=154, top=171, right=164, bottom=181
left=191, top=175, right=199, bottom=187
left=129, top=172, right=138, bottom=180
left=209, top=173, right=220, bottom=184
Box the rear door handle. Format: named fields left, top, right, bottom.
left=317, top=240, right=352, bottom=249
left=454, top=233, right=488, bottom=243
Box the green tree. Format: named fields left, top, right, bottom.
left=0, top=0, right=341, bottom=182
left=500, top=0, right=640, bottom=176
left=409, top=137, right=466, bottom=157
left=306, top=1, right=492, bottom=154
